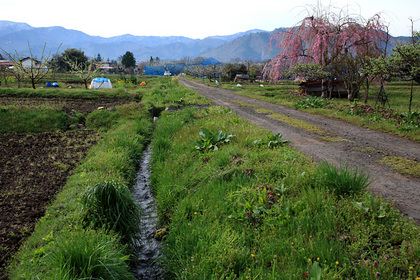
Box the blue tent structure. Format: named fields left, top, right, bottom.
left=90, top=77, right=112, bottom=89
left=200, top=57, right=220, bottom=66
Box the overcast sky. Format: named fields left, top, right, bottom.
left=2, top=0, right=419, bottom=38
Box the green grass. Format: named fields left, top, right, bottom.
left=4, top=76, right=420, bottom=279
left=195, top=77, right=420, bottom=141
left=48, top=229, right=135, bottom=280
left=315, top=161, right=372, bottom=196
left=150, top=105, right=420, bottom=279
left=0, top=108, right=84, bottom=133
left=7, top=102, right=152, bottom=279
left=379, top=156, right=420, bottom=177
left=81, top=181, right=142, bottom=244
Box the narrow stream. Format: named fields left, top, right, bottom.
left=132, top=145, right=162, bottom=279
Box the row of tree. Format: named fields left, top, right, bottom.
left=0, top=45, right=140, bottom=88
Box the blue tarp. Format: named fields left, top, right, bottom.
left=200, top=57, right=220, bottom=66
left=92, top=77, right=110, bottom=83
left=145, top=65, right=186, bottom=76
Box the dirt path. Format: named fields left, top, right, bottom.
left=180, top=78, right=420, bottom=224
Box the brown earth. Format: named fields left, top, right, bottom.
left=180, top=78, right=420, bottom=225
left=0, top=97, right=133, bottom=280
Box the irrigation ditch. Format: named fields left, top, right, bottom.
left=132, top=145, right=162, bottom=279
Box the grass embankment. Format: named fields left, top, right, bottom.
left=6, top=104, right=152, bottom=279
left=5, top=76, right=212, bottom=279
left=151, top=106, right=420, bottom=279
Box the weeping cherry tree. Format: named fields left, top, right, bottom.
left=264, top=3, right=388, bottom=101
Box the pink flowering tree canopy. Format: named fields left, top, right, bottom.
left=264, top=4, right=388, bottom=100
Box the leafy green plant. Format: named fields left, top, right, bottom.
left=49, top=229, right=135, bottom=280
left=311, top=261, right=322, bottom=280
left=316, top=161, right=372, bottom=196
left=81, top=181, right=142, bottom=244
left=354, top=194, right=388, bottom=219
left=295, top=96, right=330, bottom=109
left=253, top=133, right=290, bottom=148
left=398, top=111, right=420, bottom=131
left=191, top=127, right=235, bottom=151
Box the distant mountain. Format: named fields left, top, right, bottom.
left=201, top=28, right=288, bottom=62
left=0, top=21, right=33, bottom=37
left=0, top=21, right=274, bottom=62
left=0, top=21, right=412, bottom=63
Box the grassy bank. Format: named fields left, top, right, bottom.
left=3, top=76, right=211, bottom=279
left=151, top=106, right=420, bottom=279
left=6, top=102, right=153, bottom=279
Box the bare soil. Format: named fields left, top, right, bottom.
left=180, top=78, right=420, bottom=225
left=0, top=97, right=133, bottom=280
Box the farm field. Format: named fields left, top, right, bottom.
left=0, top=75, right=419, bottom=279
left=0, top=89, right=138, bottom=279
left=0, top=130, right=99, bottom=274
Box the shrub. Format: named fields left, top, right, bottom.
left=315, top=161, right=372, bottom=196
left=49, top=229, right=135, bottom=280
left=81, top=181, right=142, bottom=244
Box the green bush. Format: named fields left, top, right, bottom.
left=48, top=229, right=135, bottom=280
left=315, top=161, right=372, bottom=196
left=81, top=181, right=142, bottom=244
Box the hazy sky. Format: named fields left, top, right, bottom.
left=2, top=0, right=419, bottom=38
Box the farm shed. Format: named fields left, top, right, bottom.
left=300, top=79, right=347, bottom=98
left=234, top=74, right=250, bottom=83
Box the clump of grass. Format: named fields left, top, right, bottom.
left=316, top=161, right=372, bottom=196
left=81, top=181, right=142, bottom=244
left=48, top=229, right=135, bottom=280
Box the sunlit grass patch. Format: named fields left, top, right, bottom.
left=319, top=136, right=353, bottom=142
left=254, top=107, right=332, bottom=136
left=379, top=155, right=420, bottom=177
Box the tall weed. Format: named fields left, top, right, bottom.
left=48, top=229, right=135, bottom=280
left=81, top=181, right=142, bottom=244
left=315, top=161, right=372, bottom=196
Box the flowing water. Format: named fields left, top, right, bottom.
left=132, top=145, right=162, bottom=279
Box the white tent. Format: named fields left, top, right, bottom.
left=90, top=77, right=112, bottom=89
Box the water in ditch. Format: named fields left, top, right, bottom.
left=132, top=145, right=162, bottom=279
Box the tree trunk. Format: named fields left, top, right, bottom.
left=364, top=78, right=370, bottom=104
left=409, top=80, right=414, bottom=112
left=321, top=79, right=327, bottom=98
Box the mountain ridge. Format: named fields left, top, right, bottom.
left=0, top=21, right=277, bottom=62
left=0, top=21, right=411, bottom=63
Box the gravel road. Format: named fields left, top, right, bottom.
left=180, top=78, right=420, bottom=224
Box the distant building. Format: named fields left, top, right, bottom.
left=0, top=60, right=14, bottom=69
left=19, top=57, right=48, bottom=71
